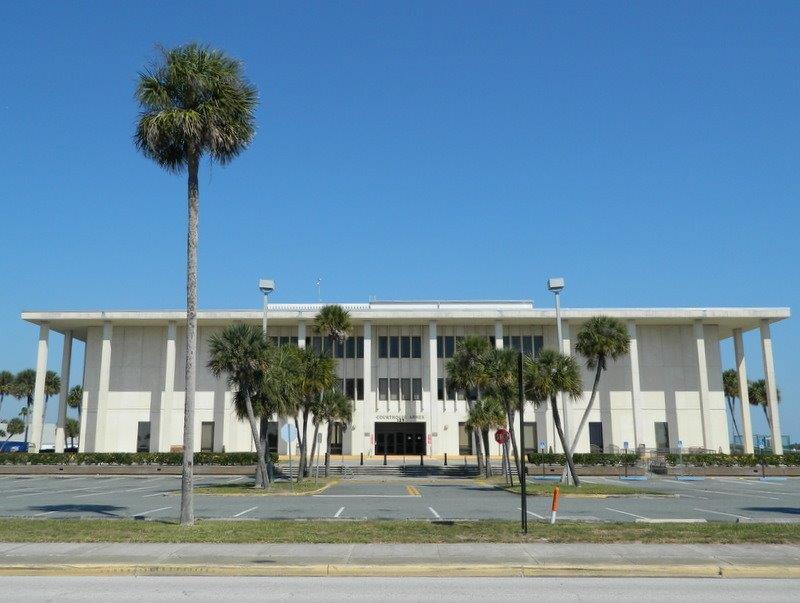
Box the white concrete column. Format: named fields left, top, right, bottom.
left=55, top=330, right=72, bottom=453
left=94, top=321, right=113, bottom=452
left=362, top=322, right=372, bottom=455
left=733, top=328, right=754, bottom=454
left=494, top=321, right=503, bottom=349
left=428, top=321, right=438, bottom=454
left=693, top=320, right=712, bottom=450
left=158, top=322, right=177, bottom=452
left=297, top=321, right=306, bottom=349
left=29, top=323, right=50, bottom=452
left=626, top=321, right=645, bottom=450
left=760, top=320, right=783, bottom=455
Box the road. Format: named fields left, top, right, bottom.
left=0, top=474, right=798, bottom=522
left=2, top=576, right=799, bottom=601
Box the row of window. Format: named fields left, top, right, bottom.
left=378, top=377, right=423, bottom=401
left=306, top=336, right=365, bottom=358
left=378, top=336, right=423, bottom=358
left=337, top=378, right=365, bottom=401
left=436, top=335, right=544, bottom=358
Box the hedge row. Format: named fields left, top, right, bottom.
left=662, top=453, right=800, bottom=467
left=0, top=452, right=279, bottom=466
left=525, top=453, right=640, bottom=466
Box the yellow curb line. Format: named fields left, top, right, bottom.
left=0, top=563, right=798, bottom=578
left=406, top=485, right=421, bottom=497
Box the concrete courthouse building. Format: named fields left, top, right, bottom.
left=21, top=301, right=789, bottom=457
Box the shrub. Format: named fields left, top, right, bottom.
left=525, top=452, right=640, bottom=466
left=0, top=451, right=279, bottom=466
left=662, top=453, right=800, bottom=467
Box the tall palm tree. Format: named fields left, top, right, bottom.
left=207, top=324, right=270, bottom=488
left=11, top=370, right=36, bottom=444
left=525, top=349, right=583, bottom=486
left=135, top=44, right=257, bottom=525
left=570, top=317, right=629, bottom=459
left=308, top=388, right=352, bottom=477
left=722, top=369, right=741, bottom=440
left=67, top=385, right=83, bottom=417
left=313, top=305, right=352, bottom=350
left=447, top=336, right=492, bottom=472
left=0, top=371, right=14, bottom=419
left=466, top=397, right=506, bottom=478
left=295, top=347, right=336, bottom=479
left=484, top=347, right=521, bottom=475
left=65, top=418, right=80, bottom=450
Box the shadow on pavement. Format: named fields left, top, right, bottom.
left=742, top=507, right=800, bottom=515
left=29, top=504, right=125, bottom=517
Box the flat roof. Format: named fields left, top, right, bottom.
left=20, top=301, right=790, bottom=342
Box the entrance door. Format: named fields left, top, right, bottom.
left=374, top=422, right=426, bottom=455
left=655, top=422, right=670, bottom=452
left=200, top=421, right=215, bottom=452
left=589, top=422, right=604, bottom=452
left=136, top=421, right=151, bottom=453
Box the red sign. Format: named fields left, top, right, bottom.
left=494, top=428, right=510, bottom=444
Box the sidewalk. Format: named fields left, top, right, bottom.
left=1, top=542, right=799, bottom=577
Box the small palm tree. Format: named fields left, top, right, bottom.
left=65, top=418, right=80, bottom=450
left=67, top=385, right=83, bottom=417
left=466, top=397, right=506, bottom=477
left=484, top=347, right=522, bottom=474
left=525, top=349, right=583, bottom=486
left=42, top=371, right=61, bottom=431
left=135, top=43, right=257, bottom=525
left=207, top=324, right=270, bottom=488
left=0, top=371, right=14, bottom=419
left=722, top=369, right=741, bottom=440
left=570, top=317, right=629, bottom=457
left=308, top=389, right=352, bottom=477
left=748, top=379, right=780, bottom=426
left=447, top=336, right=492, bottom=472
left=11, top=370, right=36, bottom=443
left=295, top=347, right=336, bottom=479
left=1, top=417, right=25, bottom=452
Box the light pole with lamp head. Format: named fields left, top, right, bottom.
left=547, top=277, right=572, bottom=482
left=258, top=279, right=275, bottom=338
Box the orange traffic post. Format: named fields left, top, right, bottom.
left=549, top=486, right=560, bottom=524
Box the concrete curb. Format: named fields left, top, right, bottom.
left=0, top=562, right=798, bottom=578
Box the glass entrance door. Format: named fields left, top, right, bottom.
left=374, top=422, right=426, bottom=455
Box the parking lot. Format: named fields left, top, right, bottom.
left=0, top=474, right=797, bottom=523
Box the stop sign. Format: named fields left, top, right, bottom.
left=494, top=428, right=510, bottom=444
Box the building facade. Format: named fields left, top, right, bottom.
left=21, top=301, right=790, bottom=457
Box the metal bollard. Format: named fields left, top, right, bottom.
left=420, top=454, right=424, bottom=466
left=383, top=453, right=387, bottom=466
left=360, top=452, right=364, bottom=466
left=444, top=453, right=448, bottom=466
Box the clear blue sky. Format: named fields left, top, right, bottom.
left=0, top=2, right=797, bottom=441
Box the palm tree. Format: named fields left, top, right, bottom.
left=525, top=349, right=583, bottom=486
left=65, top=418, right=80, bottom=450
left=11, top=370, right=36, bottom=443
left=135, top=44, right=257, bottom=525
left=310, top=388, right=352, bottom=477
left=207, top=324, right=270, bottom=488
left=67, top=385, right=83, bottom=417
left=313, top=305, right=352, bottom=351
left=295, top=347, right=336, bottom=479
left=748, top=379, right=780, bottom=426
left=0, top=371, right=14, bottom=419
left=722, top=369, right=741, bottom=440
left=466, top=397, right=506, bottom=477
left=569, top=317, right=630, bottom=460
left=484, top=347, right=521, bottom=475
left=1, top=417, right=25, bottom=452
left=446, top=336, right=492, bottom=473
left=42, top=371, right=61, bottom=434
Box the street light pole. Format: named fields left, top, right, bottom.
left=548, top=278, right=571, bottom=483
left=258, top=279, right=275, bottom=338
left=258, top=279, right=275, bottom=484
left=518, top=350, right=528, bottom=533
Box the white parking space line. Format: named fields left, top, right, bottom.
left=233, top=506, right=259, bottom=518
left=4, top=479, right=128, bottom=499
left=32, top=510, right=54, bottom=517
left=428, top=507, right=442, bottom=519
left=517, top=507, right=545, bottom=520
left=142, top=492, right=168, bottom=498
left=675, top=493, right=710, bottom=500
left=73, top=485, right=161, bottom=498
left=693, top=508, right=751, bottom=520
left=227, top=476, right=246, bottom=483
left=670, top=482, right=780, bottom=500
left=134, top=506, right=172, bottom=517
left=605, top=507, right=648, bottom=520
left=334, top=506, right=345, bottom=518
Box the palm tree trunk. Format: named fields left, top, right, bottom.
left=257, top=416, right=270, bottom=485
left=506, top=406, right=520, bottom=476
left=180, top=151, right=199, bottom=525
left=300, top=408, right=310, bottom=479
left=551, top=395, right=580, bottom=487
left=468, top=399, right=484, bottom=472
left=293, top=415, right=302, bottom=479
left=482, top=430, right=493, bottom=477
left=325, top=421, right=333, bottom=477
left=240, top=391, right=267, bottom=488
left=309, top=422, right=321, bottom=477
left=727, top=397, right=741, bottom=439
left=568, top=364, right=602, bottom=456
